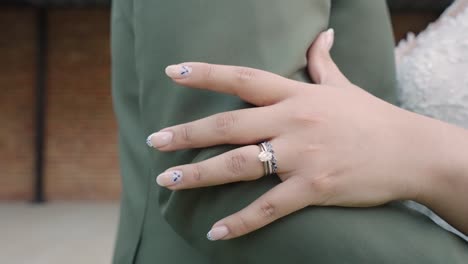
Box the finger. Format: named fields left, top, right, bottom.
left=307, top=28, right=350, bottom=87
left=147, top=106, right=280, bottom=151
left=206, top=176, right=312, bottom=240
left=156, top=138, right=294, bottom=189
left=164, top=62, right=301, bottom=106
left=155, top=145, right=264, bottom=190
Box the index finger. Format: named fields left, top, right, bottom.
left=165, top=62, right=301, bottom=106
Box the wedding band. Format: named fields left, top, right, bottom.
left=257, top=141, right=278, bottom=176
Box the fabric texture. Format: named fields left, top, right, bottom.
left=111, top=0, right=468, bottom=263
left=396, top=0, right=468, bottom=129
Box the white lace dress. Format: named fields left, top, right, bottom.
left=396, top=0, right=468, bottom=241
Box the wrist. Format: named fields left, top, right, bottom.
left=407, top=114, right=468, bottom=205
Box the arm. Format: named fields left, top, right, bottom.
left=412, top=115, right=468, bottom=234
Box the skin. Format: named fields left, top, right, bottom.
left=148, top=30, right=468, bottom=240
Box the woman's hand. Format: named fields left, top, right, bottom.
left=146, top=29, right=465, bottom=240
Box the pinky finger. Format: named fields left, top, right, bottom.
left=206, top=176, right=312, bottom=241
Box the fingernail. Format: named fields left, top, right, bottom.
left=165, top=64, right=192, bottom=79
left=146, top=131, right=173, bottom=148
left=156, top=170, right=183, bottom=186
left=324, top=28, right=335, bottom=51
left=207, top=225, right=229, bottom=241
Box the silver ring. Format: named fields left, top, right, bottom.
left=257, top=141, right=278, bottom=176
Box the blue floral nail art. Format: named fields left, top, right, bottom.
left=171, top=171, right=182, bottom=183
left=180, top=65, right=192, bottom=76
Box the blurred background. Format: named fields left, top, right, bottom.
left=0, top=0, right=454, bottom=263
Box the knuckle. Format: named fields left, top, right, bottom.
left=199, top=63, right=215, bottom=82
left=191, top=163, right=202, bottom=182
left=204, top=64, right=215, bottom=81
left=214, top=112, right=237, bottom=136
left=180, top=124, right=193, bottom=144
left=310, top=46, right=330, bottom=64
left=290, top=108, right=322, bottom=127
left=298, top=143, right=323, bottom=157
left=315, top=70, right=328, bottom=85
left=224, top=152, right=247, bottom=177
left=232, top=214, right=252, bottom=236
left=258, top=200, right=277, bottom=219
left=305, top=175, right=335, bottom=205
left=235, top=67, right=256, bottom=82
left=308, top=50, right=320, bottom=68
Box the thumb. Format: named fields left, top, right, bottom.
left=307, top=28, right=350, bottom=87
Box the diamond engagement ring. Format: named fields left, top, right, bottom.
left=257, top=141, right=278, bottom=176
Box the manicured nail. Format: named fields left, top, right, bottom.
left=156, top=170, right=183, bottom=186
left=207, top=225, right=229, bottom=241
left=324, top=28, right=335, bottom=51
left=165, top=64, right=192, bottom=79
left=146, top=131, right=173, bottom=148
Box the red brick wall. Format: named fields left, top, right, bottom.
left=45, top=9, right=120, bottom=200
left=0, top=8, right=120, bottom=200
left=0, top=7, right=440, bottom=201
left=0, top=8, right=36, bottom=200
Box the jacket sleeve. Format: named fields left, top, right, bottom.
left=135, top=0, right=468, bottom=263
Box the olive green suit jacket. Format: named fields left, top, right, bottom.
left=111, top=0, right=468, bottom=263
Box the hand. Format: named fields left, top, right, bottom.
left=146, top=29, right=434, bottom=240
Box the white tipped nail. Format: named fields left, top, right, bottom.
left=207, top=226, right=229, bottom=241
left=156, top=170, right=183, bottom=186
left=146, top=131, right=173, bottom=148
left=146, top=134, right=154, bottom=147
left=165, top=65, right=192, bottom=79
left=324, top=28, right=335, bottom=51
